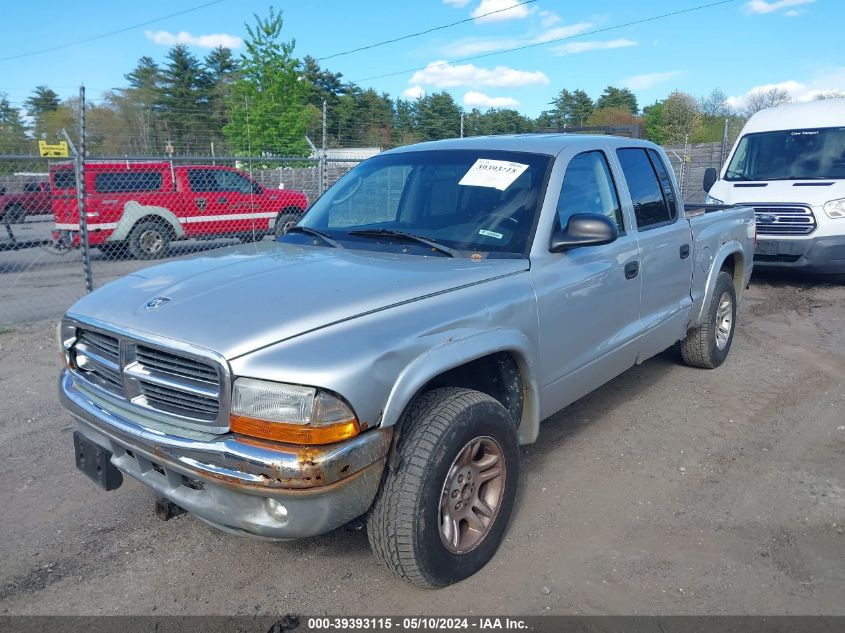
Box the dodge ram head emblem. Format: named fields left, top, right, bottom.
left=144, top=296, right=171, bottom=310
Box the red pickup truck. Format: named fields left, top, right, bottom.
left=50, top=162, right=308, bottom=259
left=1, top=181, right=52, bottom=222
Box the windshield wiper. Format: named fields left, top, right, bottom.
left=348, top=228, right=460, bottom=258
left=286, top=225, right=343, bottom=248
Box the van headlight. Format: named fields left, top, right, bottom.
left=705, top=193, right=724, bottom=205
left=823, top=198, right=845, bottom=219
left=230, top=378, right=359, bottom=444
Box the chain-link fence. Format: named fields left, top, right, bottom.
left=0, top=84, right=732, bottom=326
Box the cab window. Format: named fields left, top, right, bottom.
left=616, top=148, right=674, bottom=229
left=556, top=150, right=623, bottom=231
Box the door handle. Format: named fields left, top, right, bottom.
left=624, top=261, right=639, bottom=280
left=217, top=196, right=228, bottom=204
left=680, top=243, right=690, bottom=259
left=196, top=197, right=206, bottom=210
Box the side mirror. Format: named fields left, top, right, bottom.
left=703, top=167, right=717, bottom=193
left=549, top=213, right=618, bottom=252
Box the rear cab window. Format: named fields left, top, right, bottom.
left=94, top=171, right=163, bottom=193
left=616, top=148, right=677, bottom=230
left=187, top=169, right=255, bottom=193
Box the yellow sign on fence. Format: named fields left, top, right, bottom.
left=38, top=140, right=69, bottom=158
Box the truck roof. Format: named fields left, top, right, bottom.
left=382, top=133, right=659, bottom=157
left=742, top=98, right=845, bottom=133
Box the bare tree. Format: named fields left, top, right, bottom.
left=813, top=91, right=845, bottom=100
left=699, top=88, right=731, bottom=118
left=743, top=87, right=791, bottom=116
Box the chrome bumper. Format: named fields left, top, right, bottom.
left=60, top=370, right=391, bottom=539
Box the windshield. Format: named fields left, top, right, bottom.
left=286, top=149, right=552, bottom=257
left=725, top=126, right=845, bottom=181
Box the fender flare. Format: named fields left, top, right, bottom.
left=380, top=328, right=541, bottom=445
left=108, top=201, right=184, bottom=242
left=693, top=240, right=746, bottom=325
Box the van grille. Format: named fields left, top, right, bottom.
left=70, top=327, right=226, bottom=429
left=752, top=205, right=816, bottom=236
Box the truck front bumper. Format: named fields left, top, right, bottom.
left=60, top=371, right=391, bottom=540
left=754, top=234, right=845, bottom=274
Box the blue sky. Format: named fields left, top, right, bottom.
left=1, top=0, right=843, bottom=116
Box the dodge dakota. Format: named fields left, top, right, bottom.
left=59, top=135, right=755, bottom=588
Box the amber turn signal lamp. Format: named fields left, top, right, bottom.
left=230, top=415, right=360, bottom=445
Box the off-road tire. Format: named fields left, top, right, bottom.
left=273, top=209, right=303, bottom=238
left=680, top=270, right=737, bottom=369
left=128, top=220, right=172, bottom=260
left=367, top=387, right=519, bottom=589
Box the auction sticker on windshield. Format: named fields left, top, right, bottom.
left=459, top=159, right=528, bottom=190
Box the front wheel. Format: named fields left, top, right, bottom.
left=680, top=270, right=737, bottom=369
left=367, top=387, right=519, bottom=588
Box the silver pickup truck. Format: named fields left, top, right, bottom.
left=59, top=135, right=755, bottom=588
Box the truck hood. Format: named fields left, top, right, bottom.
left=67, top=242, right=528, bottom=359
left=711, top=179, right=845, bottom=206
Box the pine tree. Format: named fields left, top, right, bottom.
left=24, top=86, right=61, bottom=140
left=159, top=44, right=210, bottom=153
left=0, top=93, right=30, bottom=153
left=224, top=8, right=310, bottom=156
left=414, top=92, right=461, bottom=141
left=204, top=46, right=239, bottom=152
left=596, top=86, right=639, bottom=115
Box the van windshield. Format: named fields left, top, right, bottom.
left=725, top=126, right=845, bottom=181
left=289, top=149, right=552, bottom=257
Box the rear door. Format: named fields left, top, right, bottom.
left=614, top=147, right=693, bottom=360
left=183, top=168, right=257, bottom=237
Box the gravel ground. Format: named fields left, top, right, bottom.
left=0, top=273, right=842, bottom=616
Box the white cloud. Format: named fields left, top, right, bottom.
left=441, top=21, right=594, bottom=56
left=784, top=9, right=801, bottom=16
left=402, top=85, right=426, bottom=100
left=144, top=30, right=243, bottom=49
left=443, top=0, right=472, bottom=6
left=473, top=0, right=533, bottom=23
left=464, top=91, right=519, bottom=108
left=726, top=71, right=845, bottom=109
left=745, top=0, right=814, bottom=14
left=410, top=60, right=549, bottom=88
left=549, top=38, right=637, bottom=56
left=622, top=71, right=684, bottom=90
left=538, top=10, right=562, bottom=28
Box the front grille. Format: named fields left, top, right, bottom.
left=754, top=253, right=802, bottom=263
left=753, top=205, right=816, bottom=235
left=70, top=326, right=227, bottom=429
left=136, top=345, right=218, bottom=384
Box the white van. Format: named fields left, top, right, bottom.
left=705, top=99, right=845, bottom=273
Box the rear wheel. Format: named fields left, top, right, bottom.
left=273, top=208, right=303, bottom=238
left=680, top=270, right=737, bottom=369
left=128, top=220, right=172, bottom=260
left=367, top=387, right=519, bottom=588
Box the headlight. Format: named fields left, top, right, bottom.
left=230, top=377, right=359, bottom=444
left=823, top=198, right=845, bottom=219
left=705, top=193, right=724, bottom=205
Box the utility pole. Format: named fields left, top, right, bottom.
left=320, top=99, right=328, bottom=196
left=460, top=112, right=464, bottom=138
left=76, top=85, right=93, bottom=292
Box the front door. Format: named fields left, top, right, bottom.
left=184, top=168, right=256, bottom=237
left=531, top=148, right=642, bottom=419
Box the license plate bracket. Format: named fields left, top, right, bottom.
left=73, top=431, right=123, bottom=491
left=755, top=240, right=780, bottom=256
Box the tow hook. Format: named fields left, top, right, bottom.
left=154, top=497, right=186, bottom=521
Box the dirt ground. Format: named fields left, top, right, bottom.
left=0, top=272, right=842, bottom=616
